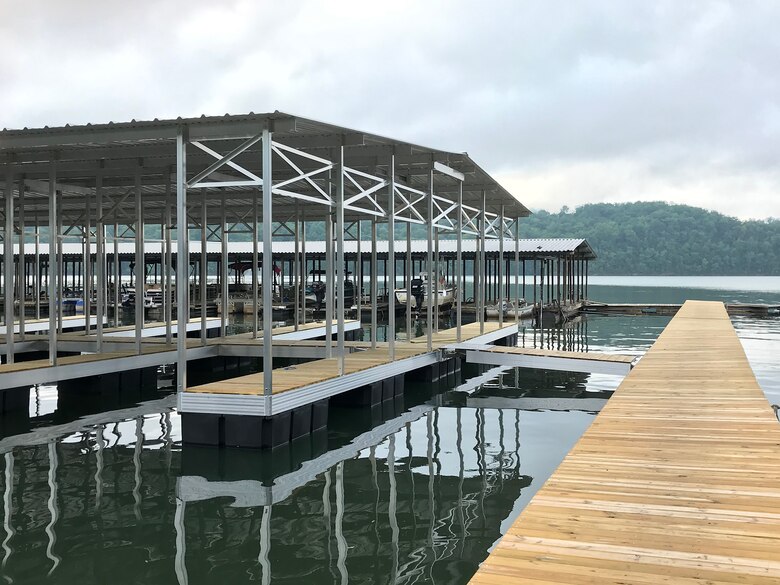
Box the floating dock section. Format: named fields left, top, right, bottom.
left=470, top=300, right=780, bottom=584
left=178, top=321, right=519, bottom=447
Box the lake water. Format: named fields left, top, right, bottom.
left=1, top=277, right=778, bottom=584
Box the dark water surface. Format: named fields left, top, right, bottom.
left=1, top=279, right=779, bottom=584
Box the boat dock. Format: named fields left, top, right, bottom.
left=469, top=300, right=780, bottom=584
left=0, top=111, right=610, bottom=452
left=178, top=321, right=519, bottom=447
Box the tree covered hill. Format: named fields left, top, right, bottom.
left=521, top=202, right=780, bottom=275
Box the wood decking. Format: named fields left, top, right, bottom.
left=189, top=345, right=432, bottom=396
left=470, top=300, right=780, bottom=584
left=189, top=321, right=515, bottom=397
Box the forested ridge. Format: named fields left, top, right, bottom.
left=521, top=202, right=780, bottom=275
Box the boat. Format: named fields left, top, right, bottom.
left=394, top=271, right=456, bottom=310
left=303, top=269, right=355, bottom=310
left=121, top=286, right=161, bottom=309
left=506, top=299, right=534, bottom=320
left=487, top=299, right=534, bottom=320
left=485, top=299, right=510, bottom=319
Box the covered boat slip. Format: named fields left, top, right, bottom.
left=469, top=300, right=780, bottom=585
left=0, top=112, right=528, bottom=387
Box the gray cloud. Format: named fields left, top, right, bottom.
left=1, top=0, right=778, bottom=219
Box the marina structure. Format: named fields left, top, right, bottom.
left=0, top=111, right=549, bottom=445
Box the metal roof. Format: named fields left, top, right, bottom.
left=12, top=238, right=596, bottom=259
left=0, top=111, right=530, bottom=225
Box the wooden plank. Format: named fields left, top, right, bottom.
left=468, top=300, right=780, bottom=585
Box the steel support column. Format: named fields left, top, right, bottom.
left=4, top=170, right=15, bottom=362
left=96, top=175, right=105, bottom=352
left=388, top=155, right=396, bottom=360
left=479, top=191, right=486, bottom=335
left=164, top=181, right=173, bottom=345
left=175, top=127, right=188, bottom=393
left=336, top=146, right=346, bottom=375
left=200, top=194, right=207, bottom=346
left=134, top=171, right=144, bottom=355
left=48, top=166, right=57, bottom=366
left=370, top=216, right=377, bottom=349
left=514, top=219, right=520, bottom=324
left=325, top=205, right=333, bottom=359
left=18, top=176, right=25, bottom=342
left=220, top=193, right=228, bottom=338
left=456, top=182, right=463, bottom=342
left=426, top=168, right=433, bottom=351
left=293, top=203, right=300, bottom=331
left=405, top=222, right=412, bottom=339
left=301, top=208, right=306, bottom=326
left=262, top=128, right=274, bottom=397
left=498, top=205, right=505, bottom=328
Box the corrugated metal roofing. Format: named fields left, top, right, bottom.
left=0, top=111, right=530, bottom=221
left=14, top=238, right=595, bottom=259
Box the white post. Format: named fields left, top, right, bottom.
left=252, top=193, right=259, bottom=338
left=96, top=174, right=105, bottom=352
left=4, top=170, right=15, bottom=362
left=405, top=222, right=412, bottom=338
left=134, top=171, right=144, bottom=355
left=514, top=218, right=520, bottom=324
left=220, top=193, right=228, bottom=338
left=262, top=128, right=274, bottom=397
left=498, top=205, right=505, bottom=328
left=387, top=155, right=396, bottom=360
left=199, top=194, right=207, bottom=345
left=456, top=182, right=463, bottom=342
left=83, top=190, right=91, bottom=335
left=479, top=191, right=486, bottom=334
left=300, top=208, right=306, bottom=325
left=336, top=146, right=346, bottom=375
left=370, top=217, right=377, bottom=349
left=294, top=203, right=300, bottom=331
left=426, top=168, right=433, bottom=351
left=325, top=193, right=333, bottom=359
left=165, top=181, right=173, bottom=345
left=176, top=127, right=188, bottom=393
left=48, top=166, right=57, bottom=366
left=18, top=176, right=25, bottom=342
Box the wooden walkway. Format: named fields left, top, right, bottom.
left=470, top=300, right=780, bottom=584
left=189, top=321, right=513, bottom=397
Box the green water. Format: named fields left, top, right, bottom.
left=1, top=278, right=779, bottom=584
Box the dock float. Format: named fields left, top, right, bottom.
left=178, top=321, right=519, bottom=447
left=454, top=344, right=637, bottom=376
left=469, top=300, right=780, bottom=584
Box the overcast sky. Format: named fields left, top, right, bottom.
left=1, top=1, right=778, bottom=219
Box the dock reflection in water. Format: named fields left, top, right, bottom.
left=0, top=364, right=603, bottom=585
